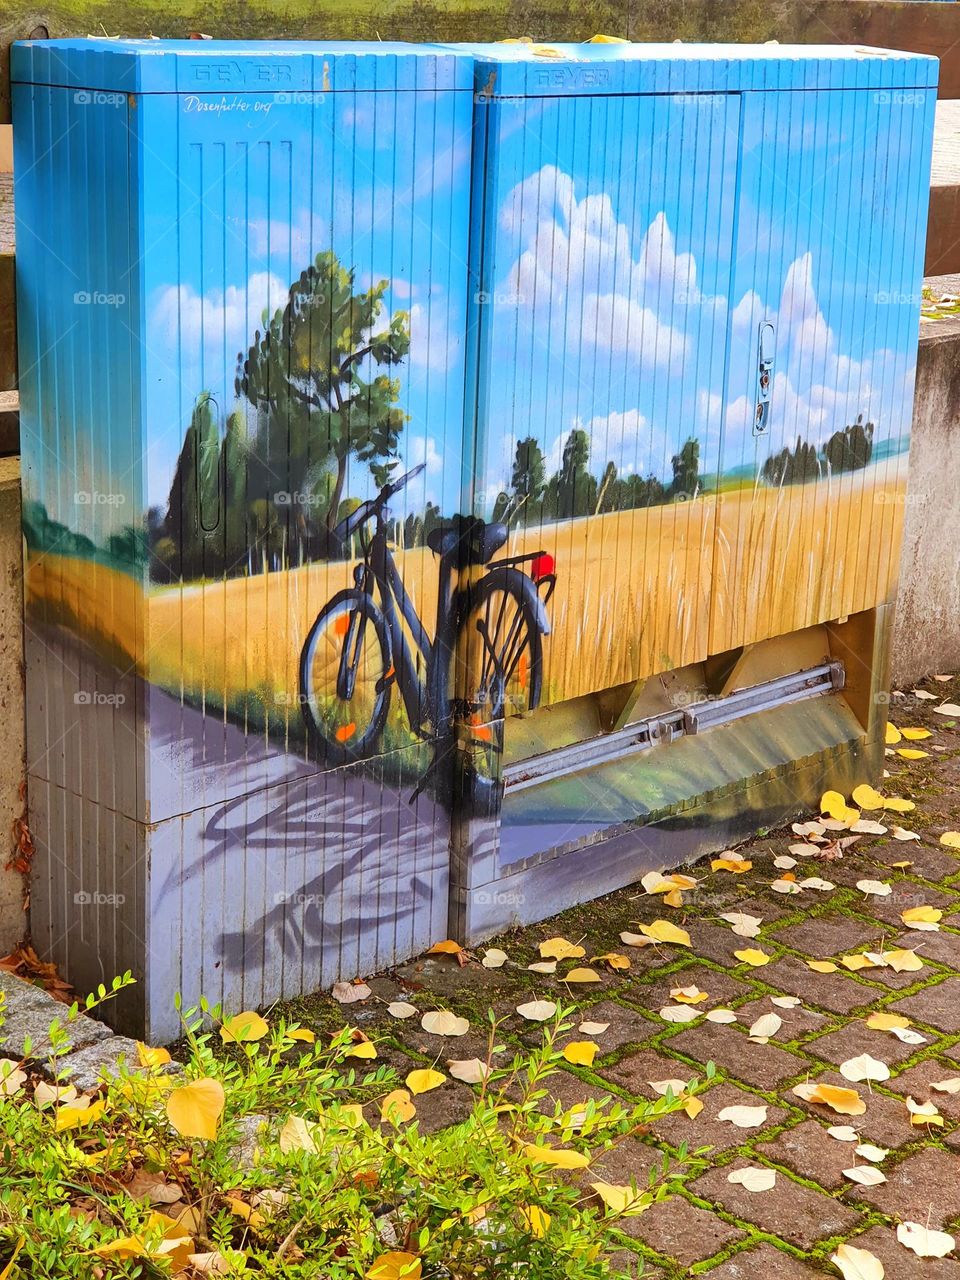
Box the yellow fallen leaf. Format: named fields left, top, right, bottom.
left=831, top=1241, right=884, bottom=1280
left=428, top=939, right=464, bottom=956
left=880, top=948, right=922, bottom=973
left=901, top=727, right=932, bottom=740
left=522, top=1143, right=590, bottom=1169
left=821, top=790, right=848, bottom=819
left=562, top=1041, right=598, bottom=1067
left=137, top=1042, right=173, bottom=1068
left=940, top=832, right=960, bottom=849
left=55, top=1097, right=107, bottom=1132
left=366, top=1252, right=423, bottom=1280
left=279, top=1114, right=320, bottom=1154
left=520, top=1205, right=551, bottom=1238
left=93, top=1235, right=149, bottom=1259
left=165, top=1078, right=225, bottom=1141
left=897, top=749, right=928, bottom=759
left=0, top=1240, right=24, bottom=1279
left=852, top=784, right=885, bottom=811
left=662, top=887, right=684, bottom=908
left=380, top=1090, right=416, bottom=1125
left=670, top=985, right=709, bottom=1004
left=717, top=1104, right=768, bottom=1128
left=792, top=1081, right=865, bottom=1115
left=639, top=920, right=691, bottom=947
left=286, top=1027, right=316, bottom=1043
left=683, top=1095, right=704, bottom=1119
left=406, top=1069, right=446, bottom=1095
left=224, top=1196, right=265, bottom=1230
left=733, top=948, right=771, bottom=967
left=712, top=857, right=752, bottom=873
left=885, top=722, right=902, bottom=745
left=619, top=931, right=653, bottom=948
left=590, top=1181, right=649, bottom=1214
left=806, top=960, right=838, bottom=973
left=839, top=954, right=876, bottom=971
left=882, top=796, right=915, bottom=813
left=865, top=1012, right=911, bottom=1031
left=594, top=952, right=630, bottom=971
left=220, top=1011, right=269, bottom=1044
left=902, top=905, right=942, bottom=925
left=344, top=1041, right=378, bottom=1060
left=564, top=968, right=601, bottom=984
left=539, top=937, right=585, bottom=961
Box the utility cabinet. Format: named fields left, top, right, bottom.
left=449, top=42, right=937, bottom=938
left=12, top=39, right=936, bottom=1038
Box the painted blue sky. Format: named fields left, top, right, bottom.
left=140, top=83, right=928, bottom=524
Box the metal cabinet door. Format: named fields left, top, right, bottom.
left=137, top=69, right=474, bottom=1017
left=464, top=89, right=742, bottom=711
left=710, top=85, right=936, bottom=654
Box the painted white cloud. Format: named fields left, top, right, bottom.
left=499, top=165, right=692, bottom=367
left=152, top=271, right=287, bottom=364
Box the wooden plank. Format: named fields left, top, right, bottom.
left=1, top=2, right=959, bottom=123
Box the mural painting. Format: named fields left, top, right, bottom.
left=13, top=41, right=936, bottom=1037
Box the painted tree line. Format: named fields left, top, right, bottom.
left=147, top=249, right=708, bottom=582
left=760, top=414, right=875, bottom=488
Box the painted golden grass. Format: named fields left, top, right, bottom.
left=26, top=466, right=906, bottom=733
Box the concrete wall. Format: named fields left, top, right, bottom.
left=0, top=455, right=25, bottom=951
left=891, top=303, right=960, bottom=686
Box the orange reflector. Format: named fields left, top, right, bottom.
left=333, top=614, right=351, bottom=637
left=335, top=722, right=357, bottom=742
left=518, top=653, right=528, bottom=689
left=472, top=725, right=493, bottom=742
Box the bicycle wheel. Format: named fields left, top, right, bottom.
left=299, top=589, right=392, bottom=765
left=453, top=568, right=543, bottom=729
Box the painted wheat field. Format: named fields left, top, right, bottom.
left=26, top=467, right=907, bottom=741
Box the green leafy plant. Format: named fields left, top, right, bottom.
left=0, top=988, right=706, bottom=1278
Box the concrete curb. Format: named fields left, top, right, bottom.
left=0, top=970, right=179, bottom=1091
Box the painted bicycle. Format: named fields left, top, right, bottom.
left=299, top=464, right=556, bottom=786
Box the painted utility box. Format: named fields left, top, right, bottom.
left=448, top=42, right=937, bottom=938
left=12, top=39, right=936, bottom=1038
left=13, top=39, right=476, bottom=1038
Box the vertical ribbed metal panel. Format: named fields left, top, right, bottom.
left=463, top=87, right=741, bottom=708
left=135, top=73, right=472, bottom=1032
left=709, top=82, right=936, bottom=653
left=14, top=81, right=146, bottom=1024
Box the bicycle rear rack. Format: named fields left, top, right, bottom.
left=502, top=661, right=845, bottom=794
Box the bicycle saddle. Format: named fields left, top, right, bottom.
left=426, top=516, right=508, bottom=565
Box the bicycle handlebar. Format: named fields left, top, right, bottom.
left=334, top=463, right=427, bottom=540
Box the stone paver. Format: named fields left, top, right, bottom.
left=644, top=1080, right=787, bottom=1155
left=754, top=1119, right=859, bottom=1191
left=844, top=1228, right=960, bottom=1280
left=625, top=963, right=752, bottom=1015
left=758, top=955, right=880, bottom=1014
left=844, top=1147, right=960, bottom=1227
left=702, top=1242, right=828, bottom=1278
left=804, top=1021, right=919, bottom=1070
left=631, top=1194, right=744, bottom=1262
left=774, top=915, right=886, bottom=960
left=691, top=1162, right=863, bottom=1250
left=781, top=1069, right=916, bottom=1150
left=667, top=1021, right=805, bottom=1088
left=892, top=977, right=960, bottom=1033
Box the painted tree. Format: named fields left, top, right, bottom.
left=669, top=437, right=704, bottom=500
left=510, top=435, right=546, bottom=522
left=550, top=428, right=597, bottom=520
left=236, top=250, right=411, bottom=553
left=165, top=392, right=221, bottom=580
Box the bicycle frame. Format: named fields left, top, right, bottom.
left=359, top=513, right=460, bottom=740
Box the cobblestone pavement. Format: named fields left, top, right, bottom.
left=291, top=674, right=960, bottom=1277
